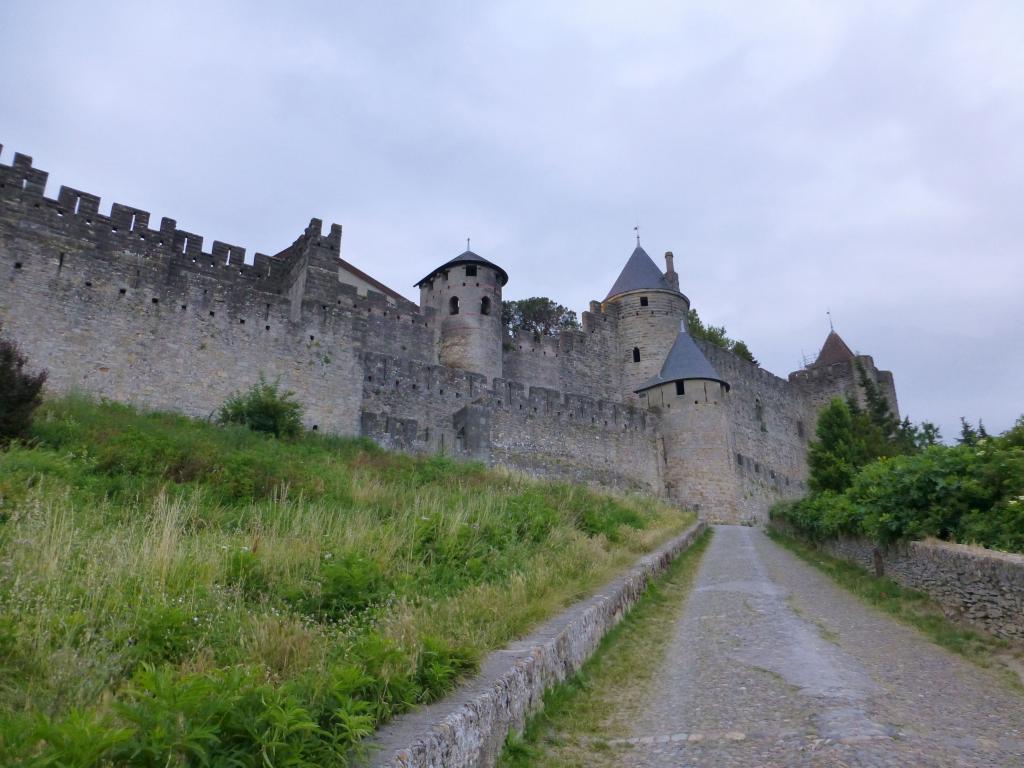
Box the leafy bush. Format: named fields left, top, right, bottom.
left=126, top=604, right=199, bottom=667
left=501, top=297, right=580, bottom=344
left=414, top=635, right=477, bottom=702
left=773, top=416, right=1024, bottom=552
left=218, top=376, right=304, bottom=438
left=687, top=308, right=758, bottom=365
left=0, top=323, right=47, bottom=444
left=296, top=554, right=392, bottom=619
left=225, top=549, right=269, bottom=598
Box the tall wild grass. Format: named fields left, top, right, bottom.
left=0, top=396, right=691, bottom=766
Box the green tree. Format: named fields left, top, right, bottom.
left=848, top=360, right=932, bottom=457
left=915, top=421, right=942, bottom=447
left=958, top=417, right=980, bottom=446
left=807, top=399, right=867, bottom=493
left=218, top=376, right=304, bottom=438
left=0, top=323, right=48, bottom=444
left=686, top=309, right=758, bottom=365
left=501, top=298, right=580, bottom=345
left=729, top=340, right=758, bottom=366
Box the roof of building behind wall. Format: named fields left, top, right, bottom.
left=604, top=245, right=671, bottom=300
left=811, top=330, right=856, bottom=368
left=635, top=329, right=731, bottom=393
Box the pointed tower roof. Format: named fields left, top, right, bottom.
left=811, top=330, right=855, bottom=368
left=415, top=250, right=508, bottom=287
left=604, top=245, right=671, bottom=300
left=635, top=329, right=730, bottom=393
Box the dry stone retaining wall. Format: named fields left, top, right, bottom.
left=369, top=521, right=707, bottom=768
left=785, top=531, right=1024, bottom=642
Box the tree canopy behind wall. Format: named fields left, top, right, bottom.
left=502, top=298, right=580, bottom=347
left=687, top=308, right=758, bottom=365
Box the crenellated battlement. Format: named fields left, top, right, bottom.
left=0, top=147, right=340, bottom=291
left=0, top=143, right=898, bottom=519
left=360, top=350, right=655, bottom=436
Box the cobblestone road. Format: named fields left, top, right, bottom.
left=613, top=525, right=1024, bottom=767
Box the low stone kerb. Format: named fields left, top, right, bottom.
left=367, top=520, right=707, bottom=768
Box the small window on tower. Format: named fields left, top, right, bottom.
left=465, top=265, right=477, bottom=277
left=480, top=296, right=491, bottom=315
left=675, top=380, right=685, bottom=396
left=632, top=347, right=641, bottom=363
left=449, top=296, right=460, bottom=315
left=640, top=296, right=648, bottom=307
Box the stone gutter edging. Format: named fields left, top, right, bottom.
left=369, top=519, right=708, bottom=768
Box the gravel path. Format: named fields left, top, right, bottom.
left=611, top=525, right=1024, bottom=767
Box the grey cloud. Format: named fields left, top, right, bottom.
left=2, top=0, right=1020, bottom=439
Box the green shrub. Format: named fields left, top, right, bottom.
left=112, top=664, right=327, bottom=767
left=414, top=635, right=476, bottom=702
left=125, top=603, right=200, bottom=667
left=0, top=324, right=47, bottom=444
left=224, top=549, right=269, bottom=598
left=218, top=376, right=304, bottom=438
left=775, top=417, right=1024, bottom=552
left=296, top=554, right=391, bottom=619
left=28, top=709, right=132, bottom=768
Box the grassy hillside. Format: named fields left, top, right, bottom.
left=0, top=397, right=692, bottom=766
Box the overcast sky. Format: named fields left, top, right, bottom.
left=3, top=1, right=1021, bottom=439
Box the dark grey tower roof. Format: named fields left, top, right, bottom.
left=604, top=245, right=671, bottom=300
left=635, top=329, right=730, bottom=393
left=415, top=250, right=509, bottom=287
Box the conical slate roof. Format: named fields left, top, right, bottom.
left=635, top=329, right=730, bottom=393
left=811, top=330, right=855, bottom=368
left=604, top=245, right=671, bottom=300
left=415, top=250, right=508, bottom=287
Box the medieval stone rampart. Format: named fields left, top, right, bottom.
left=501, top=302, right=624, bottom=401
left=0, top=145, right=900, bottom=520
left=697, top=341, right=812, bottom=520
left=359, top=351, right=662, bottom=494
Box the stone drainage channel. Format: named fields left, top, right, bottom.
left=370, top=524, right=1024, bottom=767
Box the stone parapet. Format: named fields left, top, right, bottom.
left=369, top=521, right=707, bottom=768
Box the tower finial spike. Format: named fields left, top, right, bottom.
left=466, top=237, right=470, bottom=251
left=634, top=222, right=640, bottom=246
left=827, top=309, right=834, bottom=332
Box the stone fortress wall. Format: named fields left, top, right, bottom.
left=0, top=146, right=898, bottom=522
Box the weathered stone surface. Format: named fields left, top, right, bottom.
left=812, top=535, right=1024, bottom=642
left=0, top=147, right=898, bottom=521
left=366, top=521, right=707, bottom=768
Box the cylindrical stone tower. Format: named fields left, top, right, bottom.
left=636, top=329, right=741, bottom=522
left=416, top=249, right=507, bottom=380
left=603, top=244, right=690, bottom=399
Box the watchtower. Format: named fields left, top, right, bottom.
left=602, top=244, right=690, bottom=399
left=416, top=249, right=507, bottom=379
left=637, top=328, right=741, bottom=520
